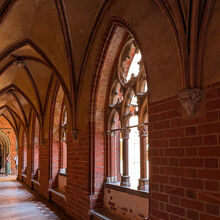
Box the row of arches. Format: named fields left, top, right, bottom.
left=12, top=23, right=150, bottom=199
left=0, top=0, right=218, bottom=219
left=19, top=84, right=68, bottom=192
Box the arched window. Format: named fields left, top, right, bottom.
left=22, top=131, right=28, bottom=174
left=107, top=36, right=149, bottom=191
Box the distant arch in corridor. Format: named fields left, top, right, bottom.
left=0, top=115, right=17, bottom=174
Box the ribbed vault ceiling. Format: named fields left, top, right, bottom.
left=1, top=0, right=217, bottom=136
left=0, top=0, right=105, bottom=134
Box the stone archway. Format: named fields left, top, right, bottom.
left=0, top=129, right=11, bottom=174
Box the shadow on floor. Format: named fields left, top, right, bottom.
left=0, top=175, right=73, bottom=220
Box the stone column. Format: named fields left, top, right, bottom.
left=138, top=125, right=149, bottom=191
left=121, top=128, right=131, bottom=187
left=111, top=131, right=118, bottom=182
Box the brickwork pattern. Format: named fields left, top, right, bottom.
left=149, top=83, right=220, bottom=220
left=65, top=130, right=90, bottom=219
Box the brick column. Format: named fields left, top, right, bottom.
left=121, top=128, right=131, bottom=187
left=138, top=125, right=149, bottom=191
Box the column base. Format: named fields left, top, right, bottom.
left=138, top=178, right=149, bottom=191
left=120, top=175, right=130, bottom=187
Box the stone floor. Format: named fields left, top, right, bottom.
left=0, top=175, right=72, bottom=220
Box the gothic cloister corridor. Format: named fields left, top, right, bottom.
left=0, top=175, right=70, bottom=220
left=0, top=0, right=220, bottom=219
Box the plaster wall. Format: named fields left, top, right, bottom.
left=104, top=187, right=149, bottom=220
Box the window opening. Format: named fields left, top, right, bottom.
left=60, top=105, right=67, bottom=174
left=107, top=36, right=149, bottom=191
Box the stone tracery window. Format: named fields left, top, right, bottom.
left=107, top=36, right=149, bottom=191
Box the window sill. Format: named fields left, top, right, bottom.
left=31, top=179, right=39, bottom=185
left=49, top=188, right=66, bottom=200
left=105, top=183, right=149, bottom=198
left=58, top=172, right=67, bottom=176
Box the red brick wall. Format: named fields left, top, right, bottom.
left=149, top=82, right=220, bottom=220
left=65, top=130, right=90, bottom=219
left=61, top=141, right=67, bottom=169
left=50, top=192, right=66, bottom=209
left=39, top=138, right=50, bottom=200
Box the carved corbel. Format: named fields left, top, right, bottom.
left=138, top=124, right=148, bottom=137
left=178, top=88, right=202, bottom=116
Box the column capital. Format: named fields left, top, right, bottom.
left=138, top=125, right=148, bottom=137
left=106, top=131, right=111, bottom=137
left=122, top=128, right=131, bottom=139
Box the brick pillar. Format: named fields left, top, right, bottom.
left=39, top=138, right=50, bottom=199
left=17, top=136, right=23, bottom=181
left=25, top=140, right=32, bottom=187
left=138, top=125, right=149, bottom=191
left=121, top=128, right=131, bottom=187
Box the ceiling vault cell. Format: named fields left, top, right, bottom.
left=0, top=38, right=73, bottom=131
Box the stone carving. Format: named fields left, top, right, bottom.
left=118, top=41, right=136, bottom=84
left=138, top=125, right=148, bottom=137
left=178, top=88, right=202, bottom=116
